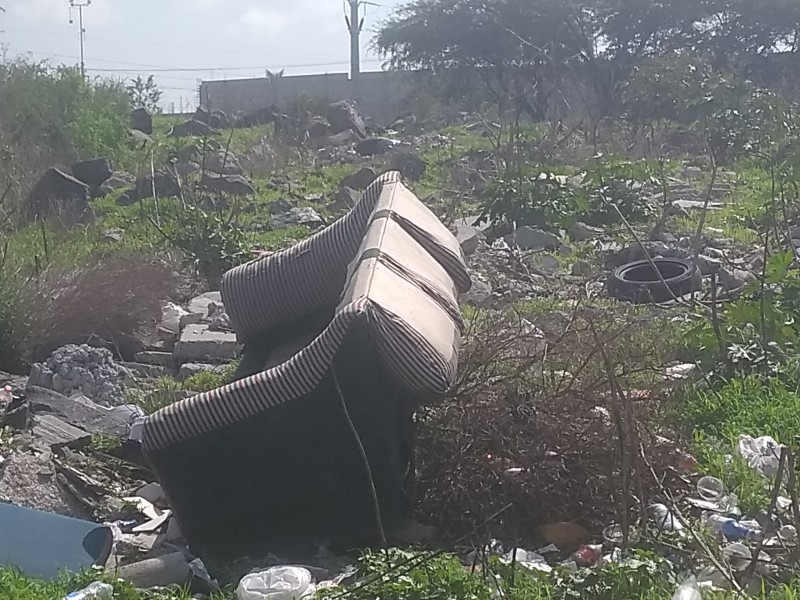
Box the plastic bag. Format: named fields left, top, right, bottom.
left=736, top=435, right=781, bottom=477
left=237, top=566, right=315, bottom=600
left=672, top=576, right=701, bottom=600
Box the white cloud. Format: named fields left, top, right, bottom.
left=236, top=6, right=288, bottom=37
left=5, top=0, right=111, bottom=24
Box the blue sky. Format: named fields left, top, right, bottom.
left=0, top=0, right=403, bottom=111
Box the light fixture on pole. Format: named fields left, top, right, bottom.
left=68, top=0, right=91, bottom=79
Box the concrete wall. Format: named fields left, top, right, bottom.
left=200, top=71, right=426, bottom=125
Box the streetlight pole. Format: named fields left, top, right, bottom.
left=69, top=0, right=91, bottom=79
left=344, top=0, right=363, bottom=81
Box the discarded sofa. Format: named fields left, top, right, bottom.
left=141, top=172, right=471, bottom=554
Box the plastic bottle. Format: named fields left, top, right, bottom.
left=705, top=513, right=762, bottom=541
left=64, top=582, right=114, bottom=600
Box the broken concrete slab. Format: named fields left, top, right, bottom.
left=187, top=292, right=222, bottom=319
left=133, top=352, right=175, bottom=367
left=173, top=325, right=240, bottom=363
left=25, top=387, right=129, bottom=437
left=270, top=207, right=325, bottom=230
left=32, top=414, right=92, bottom=450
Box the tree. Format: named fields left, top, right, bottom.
left=375, top=0, right=593, bottom=122
left=127, top=74, right=162, bottom=113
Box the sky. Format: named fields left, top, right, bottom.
left=0, top=0, right=404, bottom=111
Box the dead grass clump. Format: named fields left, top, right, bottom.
left=415, top=300, right=690, bottom=543
left=23, top=253, right=180, bottom=362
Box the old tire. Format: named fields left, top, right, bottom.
left=607, top=258, right=701, bottom=303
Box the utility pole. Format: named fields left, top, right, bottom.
left=344, top=0, right=363, bottom=81
left=68, top=0, right=91, bottom=79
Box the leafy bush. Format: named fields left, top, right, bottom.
left=478, top=158, right=658, bottom=231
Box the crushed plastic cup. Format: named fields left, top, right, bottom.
left=648, top=503, right=683, bottom=531
left=672, top=576, right=701, bottom=600
left=602, top=524, right=640, bottom=546
left=705, top=514, right=761, bottom=541
left=697, top=476, right=724, bottom=502
left=64, top=582, right=114, bottom=600
left=723, top=542, right=752, bottom=571
left=503, top=549, right=552, bottom=573
left=237, top=566, right=315, bottom=600
left=736, top=435, right=782, bottom=477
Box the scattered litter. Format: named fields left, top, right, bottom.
left=704, top=513, right=762, bottom=541
left=737, top=435, right=782, bottom=477
left=237, top=566, right=316, bottom=600
left=64, top=581, right=114, bottom=599
left=648, top=503, right=683, bottom=531
left=696, top=475, right=724, bottom=502
left=672, top=576, right=701, bottom=600
left=502, top=549, right=552, bottom=573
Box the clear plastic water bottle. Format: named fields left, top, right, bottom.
left=64, top=581, right=114, bottom=599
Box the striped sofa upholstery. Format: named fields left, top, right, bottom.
left=141, top=171, right=471, bottom=553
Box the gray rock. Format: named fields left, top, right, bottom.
left=307, top=118, right=330, bottom=139
left=187, top=292, right=222, bottom=320
left=169, top=119, right=220, bottom=138
left=28, top=345, right=125, bottom=407
left=696, top=254, right=722, bottom=275
left=330, top=187, right=359, bottom=212
left=174, top=324, right=240, bottom=363
left=356, top=137, right=398, bottom=157
left=117, top=171, right=180, bottom=206
left=341, top=167, right=377, bottom=190
left=270, top=207, right=325, bottom=230
left=460, top=276, right=492, bottom=307
left=682, top=166, right=703, bottom=179
left=101, top=228, right=125, bottom=243
left=568, top=221, right=604, bottom=242
left=539, top=255, right=561, bottom=273
left=455, top=223, right=480, bottom=256
left=24, top=168, right=91, bottom=227
left=504, top=227, right=560, bottom=251
left=718, top=268, right=755, bottom=291
left=98, top=171, right=135, bottom=196
left=269, top=198, right=297, bottom=214
left=205, top=150, right=243, bottom=176
left=71, top=158, right=113, bottom=188
left=25, top=387, right=128, bottom=437
left=130, top=107, right=153, bottom=135
left=322, top=129, right=360, bottom=148
left=173, top=162, right=201, bottom=178
left=571, top=260, right=594, bottom=277
left=200, top=172, right=256, bottom=196
left=327, top=100, right=366, bottom=137
left=391, top=152, right=426, bottom=181
left=178, top=362, right=228, bottom=381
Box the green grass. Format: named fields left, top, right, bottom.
left=679, top=375, right=800, bottom=514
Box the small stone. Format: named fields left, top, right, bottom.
left=356, top=137, right=398, bottom=157
left=391, top=152, right=426, bottom=181
left=682, top=166, right=703, bottom=179
left=341, top=167, right=377, bottom=190
left=460, top=277, right=492, bottom=307
left=504, top=226, right=560, bottom=251
left=455, top=223, right=480, bottom=256
left=696, top=254, right=722, bottom=275
left=269, top=198, right=296, bottom=215
left=178, top=362, right=229, bottom=381
left=571, top=260, right=593, bottom=277
left=270, top=207, right=325, bottom=230
left=568, top=221, right=603, bottom=242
